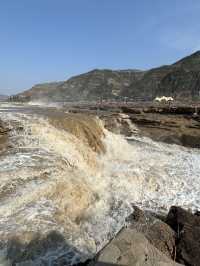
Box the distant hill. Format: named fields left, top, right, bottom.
left=12, top=51, right=200, bottom=102
left=0, top=95, right=8, bottom=101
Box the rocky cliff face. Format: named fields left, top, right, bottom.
left=123, top=51, right=200, bottom=100
left=13, top=51, right=200, bottom=102
left=14, top=69, right=144, bottom=102
left=49, top=69, right=145, bottom=101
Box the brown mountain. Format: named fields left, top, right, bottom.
left=12, top=51, right=200, bottom=102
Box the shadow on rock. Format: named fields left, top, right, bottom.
left=1, top=231, right=88, bottom=266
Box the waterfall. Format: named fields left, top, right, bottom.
left=0, top=104, right=200, bottom=265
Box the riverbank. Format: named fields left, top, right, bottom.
left=65, top=102, right=200, bottom=148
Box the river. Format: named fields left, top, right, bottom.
left=0, top=102, right=200, bottom=265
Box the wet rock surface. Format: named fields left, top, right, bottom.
left=101, top=113, right=138, bottom=137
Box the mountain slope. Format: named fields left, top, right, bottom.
left=13, top=51, right=200, bottom=102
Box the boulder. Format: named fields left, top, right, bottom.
left=127, top=206, right=176, bottom=259
left=166, top=206, right=200, bottom=232
left=166, top=206, right=200, bottom=265
left=181, top=134, right=200, bottom=148
left=92, top=228, right=182, bottom=266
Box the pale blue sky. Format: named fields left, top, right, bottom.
left=0, top=0, right=200, bottom=94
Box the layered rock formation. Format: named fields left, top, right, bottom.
left=122, top=106, right=200, bottom=148
left=66, top=103, right=200, bottom=148
left=12, top=51, right=200, bottom=102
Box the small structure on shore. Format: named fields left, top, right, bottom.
left=154, top=96, right=174, bottom=103
left=154, top=96, right=174, bottom=106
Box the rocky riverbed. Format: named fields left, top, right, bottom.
left=66, top=102, right=200, bottom=148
